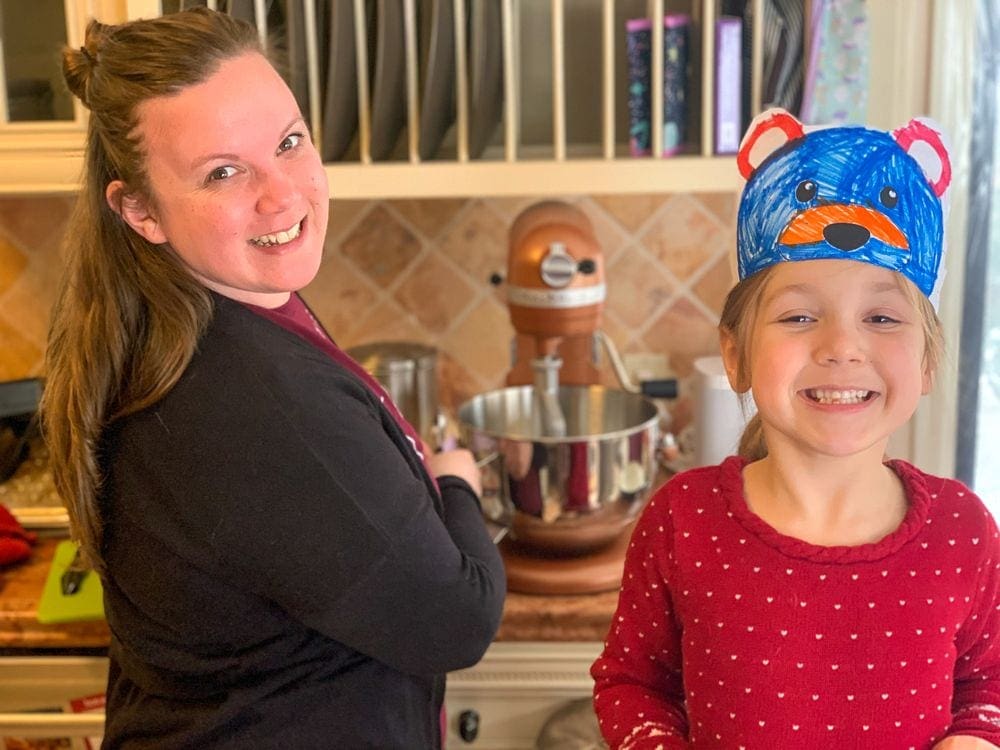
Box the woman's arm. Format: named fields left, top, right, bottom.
left=132, top=337, right=506, bottom=676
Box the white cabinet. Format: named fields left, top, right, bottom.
left=445, top=642, right=604, bottom=749
left=0, top=643, right=603, bottom=749
left=0, top=1, right=931, bottom=197
left=0, top=656, right=106, bottom=741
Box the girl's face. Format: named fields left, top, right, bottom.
left=724, top=259, right=932, bottom=461
left=113, top=52, right=329, bottom=308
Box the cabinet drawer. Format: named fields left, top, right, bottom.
left=0, top=656, right=107, bottom=738
left=445, top=641, right=602, bottom=750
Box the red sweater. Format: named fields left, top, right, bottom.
left=592, top=456, right=1000, bottom=749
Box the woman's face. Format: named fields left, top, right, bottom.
left=116, top=52, right=329, bottom=308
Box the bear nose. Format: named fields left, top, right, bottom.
left=824, top=223, right=871, bottom=251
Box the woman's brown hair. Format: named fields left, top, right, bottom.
left=718, top=265, right=945, bottom=462
left=42, top=9, right=261, bottom=572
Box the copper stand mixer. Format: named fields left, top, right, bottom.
left=459, top=201, right=676, bottom=595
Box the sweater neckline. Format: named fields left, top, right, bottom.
left=718, top=455, right=932, bottom=563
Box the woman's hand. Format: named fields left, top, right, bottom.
left=932, top=736, right=1000, bottom=749
left=425, top=448, right=482, bottom=496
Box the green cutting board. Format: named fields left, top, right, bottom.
left=36, top=540, right=105, bottom=624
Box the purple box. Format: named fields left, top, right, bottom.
left=714, top=16, right=743, bottom=154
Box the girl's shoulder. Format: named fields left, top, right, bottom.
left=890, top=458, right=998, bottom=536
left=645, top=456, right=745, bottom=518
left=664, top=455, right=745, bottom=492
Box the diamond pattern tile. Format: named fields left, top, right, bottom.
left=576, top=198, right=630, bottom=263
left=0, top=237, right=28, bottom=296
left=436, top=200, right=508, bottom=289
left=606, top=244, right=676, bottom=329
left=0, top=196, right=72, bottom=253
left=693, top=250, right=738, bottom=315
left=437, top=351, right=486, bottom=414
left=0, top=316, right=43, bottom=379
left=301, top=253, right=379, bottom=342
left=641, top=194, right=731, bottom=281
left=593, top=193, right=671, bottom=232
left=340, top=297, right=429, bottom=350
left=393, top=252, right=477, bottom=334
left=641, top=297, right=721, bottom=377
left=326, top=199, right=370, bottom=243
left=340, top=205, right=422, bottom=288
left=388, top=198, right=466, bottom=240
left=441, top=295, right=512, bottom=386
left=698, top=192, right=738, bottom=226
left=0, top=191, right=742, bottom=414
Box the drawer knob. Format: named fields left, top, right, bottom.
left=458, top=709, right=480, bottom=742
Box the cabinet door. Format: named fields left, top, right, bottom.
left=0, top=0, right=76, bottom=122
left=0, top=0, right=128, bottom=129
left=444, top=642, right=603, bottom=749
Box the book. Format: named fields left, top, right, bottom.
left=714, top=16, right=743, bottom=154
left=626, top=15, right=690, bottom=157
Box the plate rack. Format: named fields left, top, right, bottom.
left=180, top=0, right=768, bottom=167
left=0, top=1, right=925, bottom=198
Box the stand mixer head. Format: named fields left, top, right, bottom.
left=505, top=202, right=606, bottom=436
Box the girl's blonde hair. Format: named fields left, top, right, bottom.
left=42, top=9, right=261, bottom=572
left=718, top=264, right=945, bottom=462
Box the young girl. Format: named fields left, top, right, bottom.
left=591, top=109, right=1000, bottom=749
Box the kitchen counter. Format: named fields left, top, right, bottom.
left=496, top=587, right=616, bottom=642
left=0, top=534, right=618, bottom=651
left=0, top=536, right=109, bottom=650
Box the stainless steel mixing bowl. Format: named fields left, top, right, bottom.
left=457, top=385, right=660, bottom=555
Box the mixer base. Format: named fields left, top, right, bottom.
left=499, top=524, right=634, bottom=595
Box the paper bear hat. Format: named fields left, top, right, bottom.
left=736, top=108, right=952, bottom=308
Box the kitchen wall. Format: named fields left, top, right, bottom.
left=0, top=192, right=737, bottom=431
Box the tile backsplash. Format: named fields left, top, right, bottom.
left=0, top=193, right=737, bottom=431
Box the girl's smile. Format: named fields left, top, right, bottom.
left=801, top=387, right=878, bottom=406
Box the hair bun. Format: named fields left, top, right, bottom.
left=62, top=19, right=112, bottom=108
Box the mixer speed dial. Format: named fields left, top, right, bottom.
left=539, top=243, right=577, bottom=287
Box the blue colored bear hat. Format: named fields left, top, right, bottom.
left=736, top=109, right=952, bottom=308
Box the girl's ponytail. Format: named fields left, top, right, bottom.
left=737, top=412, right=767, bottom=462
left=718, top=267, right=776, bottom=463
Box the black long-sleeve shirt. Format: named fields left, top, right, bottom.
left=98, top=294, right=506, bottom=749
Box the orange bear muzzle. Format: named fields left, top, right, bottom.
left=778, top=204, right=909, bottom=252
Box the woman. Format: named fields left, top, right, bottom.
left=42, top=9, right=505, bottom=748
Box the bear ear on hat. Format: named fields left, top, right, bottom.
left=737, top=108, right=805, bottom=180
left=893, top=118, right=952, bottom=198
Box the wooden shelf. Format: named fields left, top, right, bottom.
left=0, top=147, right=741, bottom=198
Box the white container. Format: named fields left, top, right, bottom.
left=692, top=356, right=752, bottom=467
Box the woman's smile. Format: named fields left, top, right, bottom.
left=249, top=217, right=304, bottom=248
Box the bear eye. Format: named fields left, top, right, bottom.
left=795, top=180, right=817, bottom=202
left=879, top=186, right=898, bottom=208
